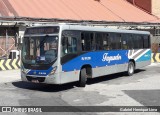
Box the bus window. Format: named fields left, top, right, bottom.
left=117, top=34, right=122, bottom=49
left=133, top=35, right=143, bottom=49
left=91, top=33, right=95, bottom=50
left=121, top=34, right=128, bottom=49
left=102, top=33, right=110, bottom=50
left=139, top=36, right=144, bottom=48
left=128, top=34, right=134, bottom=49
left=109, top=33, right=121, bottom=50
left=95, top=33, right=104, bottom=50
left=81, top=32, right=94, bottom=51
left=143, top=35, right=150, bottom=48
left=62, top=36, right=78, bottom=56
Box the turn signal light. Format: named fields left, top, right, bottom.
left=50, top=66, right=57, bottom=75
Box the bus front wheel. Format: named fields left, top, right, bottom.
left=79, top=68, right=87, bottom=87
left=127, top=61, right=135, bottom=76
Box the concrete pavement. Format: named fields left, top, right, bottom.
left=0, top=69, right=20, bottom=83
left=0, top=63, right=160, bottom=115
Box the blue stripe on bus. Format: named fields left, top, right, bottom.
left=62, top=50, right=129, bottom=72
left=27, top=67, right=53, bottom=76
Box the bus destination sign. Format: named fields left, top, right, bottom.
left=25, top=26, right=59, bottom=35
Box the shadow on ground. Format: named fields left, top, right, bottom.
left=124, top=90, right=160, bottom=106
left=12, top=81, right=76, bottom=92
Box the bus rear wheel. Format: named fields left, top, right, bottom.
left=127, top=61, right=135, bottom=76
left=78, top=68, right=87, bottom=87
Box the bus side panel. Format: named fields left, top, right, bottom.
left=135, top=49, right=151, bottom=69
left=60, top=71, right=80, bottom=84
left=128, top=49, right=151, bottom=69
left=61, top=50, right=129, bottom=82
left=92, top=63, right=128, bottom=78
left=59, top=63, right=128, bottom=84
left=135, top=61, right=151, bottom=69
left=60, top=49, right=151, bottom=84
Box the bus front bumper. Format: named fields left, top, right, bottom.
left=21, top=72, right=60, bottom=84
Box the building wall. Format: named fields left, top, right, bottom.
left=152, top=0, right=160, bottom=17
left=127, top=0, right=160, bottom=17
left=127, top=0, right=152, bottom=13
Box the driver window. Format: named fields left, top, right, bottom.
left=62, top=36, right=78, bottom=56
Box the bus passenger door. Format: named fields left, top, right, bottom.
left=61, top=31, right=81, bottom=62
left=61, top=30, right=82, bottom=83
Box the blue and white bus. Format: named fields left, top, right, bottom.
left=21, top=24, right=151, bottom=87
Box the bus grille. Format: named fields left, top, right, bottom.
left=26, top=76, right=45, bottom=82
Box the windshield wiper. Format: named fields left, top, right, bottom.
left=37, top=35, right=49, bottom=49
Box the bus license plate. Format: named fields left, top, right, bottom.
left=31, top=80, right=39, bottom=83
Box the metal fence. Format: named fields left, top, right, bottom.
left=0, top=36, right=17, bottom=59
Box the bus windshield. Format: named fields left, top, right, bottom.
left=22, top=36, right=58, bottom=65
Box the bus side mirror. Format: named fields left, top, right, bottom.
left=17, top=36, right=23, bottom=50
left=14, top=33, right=18, bottom=47
left=14, top=33, right=23, bottom=50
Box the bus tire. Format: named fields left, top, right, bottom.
left=127, top=61, right=135, bottom=76
left=79, top=68, right=87, bottom=87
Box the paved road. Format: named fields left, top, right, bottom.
left=0, top=63, right=160, bottom=115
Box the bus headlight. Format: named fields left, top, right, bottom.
left=21, top=64, right=27, bottom=74
left=22, top=68, right=30, bottom=75
left=50, top=66, right=57, bottom=75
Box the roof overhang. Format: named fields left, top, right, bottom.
left=0, top=16, right=160, bottom=29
